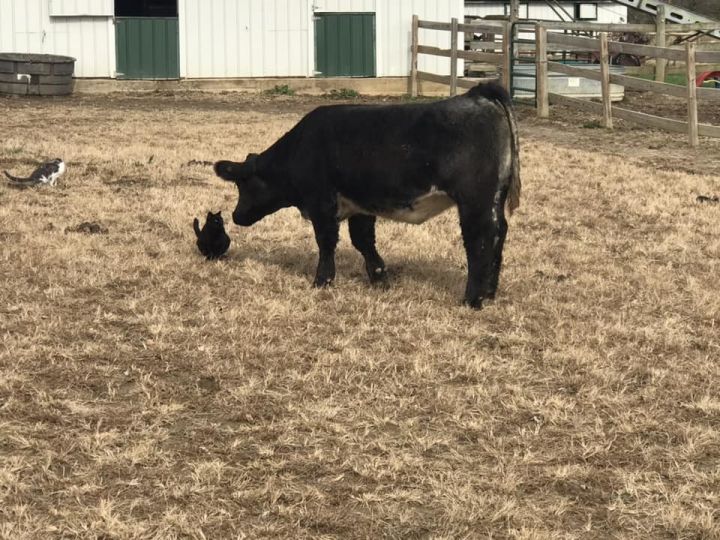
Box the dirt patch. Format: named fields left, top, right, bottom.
left=622, top=88, right=720, bottom=125
left=696, top=194, right=719, bottom=204
left=104, top=175, right=149, bottom=188
left=65, top=221, right=108, bottom=234
left=184, top=159, right=214, bottom=167
left=516, top=90, right=720, bottom=177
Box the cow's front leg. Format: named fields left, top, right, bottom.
left=458, top=202, right=497, bottom=309
left=348, top=215, right=387, bottom=284
left=310, top=211, right=339, bottom=287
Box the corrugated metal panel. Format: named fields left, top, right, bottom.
left=376, top=0, right=464, bottom=77
left=49, top=0, right=113, bottom=17
left=176, top=0, right=464, bottom=79
left=597, top=4, right=627, bottom=23
left=314, top=0, right=376, bottom=12
left=464, top=2, right=626, bottom=23
left=316, top=13, right=375, bottom=76
left=0, top=0, right=115, bottom=77
left=178, top=0, right=310, bottom=78
left=116, top=18, right=180, bottom=79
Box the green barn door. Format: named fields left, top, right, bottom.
left=116, top=18, right=179, bottom=79
left=315, top=13, right=376, bottom=77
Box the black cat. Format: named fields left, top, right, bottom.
left=193, top=211, right=230, bottom=260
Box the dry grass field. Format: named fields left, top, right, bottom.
left=1, top=90, right=719, bottom=539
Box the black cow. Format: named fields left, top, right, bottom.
left=215, top=82, right=521, bottom=308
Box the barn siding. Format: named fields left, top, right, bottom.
left=0, top=0, right=115, bottom=77
left=178, top=0, right=310, bottom=78
left=0, top=0, right=482, bottom=79
left=178, top=0, right=463, bottom=78
left=377, top=0, right=464, bottom=77
left=464, top=2, right=627, bottom=23
left=48, top=0, right=114, bottom=17
left=314, top=0, right=376, bottom=12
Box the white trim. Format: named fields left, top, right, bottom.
left=307, top=0, right=315, bottom=77
left=107, top=16, right=116, bottom=78
left=178, top=0, right=187, bottom=78
left=374, top=0, right=382, bottom=76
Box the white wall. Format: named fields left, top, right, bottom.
left=465, top=2, right=627, bottom=23
left=314, top=0, right=376, bottom=11
left=0, top=0, right=467, bottom=79
left=49, top=0, right=113, bottom=17
left=178, top=0, right=311, bottom=78
left=178, top=0, right=463, bottom=78
left=0, top=0, right=115, bottom=77
left=377, top=0, right=464, bottom=77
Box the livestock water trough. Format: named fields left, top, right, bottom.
left=0, top=53, right=75, bottom=96
left=513, top=63, right=626, bottom=101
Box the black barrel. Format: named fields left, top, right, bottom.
left=0, top=53, right=76, bottom=96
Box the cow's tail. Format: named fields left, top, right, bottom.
left=468, top=82, right=521, bottom=215
left=192, top=217, right=201, bottom=238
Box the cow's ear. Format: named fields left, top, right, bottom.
left=214, top=155, right=259, bottom=182
left=214, top=160, right=250, bottom=182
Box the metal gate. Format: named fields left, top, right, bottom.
left=314, top=13, right=376, bottom=77
left=115, top=17, right=179, bottom=80
left=508, top=22, right=537, bottom=104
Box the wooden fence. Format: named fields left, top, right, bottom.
left=410, top=14, right=720, bottom=147
left=410, top=15, right=510, bottom=97
left=536, top=26, right=720, bottom=146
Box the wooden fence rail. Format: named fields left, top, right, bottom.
left=540, top=21, right=720, bottom=32
left=410, top=16, right=509, bottom=98
left=537, top=24, right=720, bottom=146
left=411, top=15, right=720, bottom=146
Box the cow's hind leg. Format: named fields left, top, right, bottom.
left=458, top=200, right=498, bottom=309
left=348, top=215, right=387, bottom=284
left=486, top=185, right=509, bottom=299
left=310, top=211, right=339, bottom=287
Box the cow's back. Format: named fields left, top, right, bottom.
left=258, top=90, right=512, bottom=213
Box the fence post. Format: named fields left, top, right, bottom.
left=655, top=5, right=667, bottom=83
left=502, top=22, right=512, bottom=92
left=600, top=32, right=613, bottom=129
left=450, top=17, right=459, bottom=96
left=510, top=0, right=520, bottom=23
left=411, top=15, right=419, bottom=98
left=536, top=24, right=549, bottom=118
left=686, top=41, right=699, bottom=147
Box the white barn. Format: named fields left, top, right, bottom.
left=465, top=1, right=627, bottom=24
left=0, top=0, right=465, bottom=80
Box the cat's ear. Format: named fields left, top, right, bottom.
left=206, top=211, right=213, bottom=220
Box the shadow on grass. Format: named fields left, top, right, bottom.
left=227, top=240, right=465, bottom=296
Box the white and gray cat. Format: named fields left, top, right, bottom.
left=4, top=158, right=66, bottom=187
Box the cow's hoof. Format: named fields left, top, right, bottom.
left=463, top=297, right=484, bottom=310
left=368, top=266, right=388, bottom=285
left=313, top=276, right=334, bottom=288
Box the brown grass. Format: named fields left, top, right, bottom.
left=0, top=91, right=719, bottom=539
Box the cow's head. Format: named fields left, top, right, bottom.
left=214, top=154, right=288, bottom=226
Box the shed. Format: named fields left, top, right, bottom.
left=0, top=0, right=464, bottom=80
